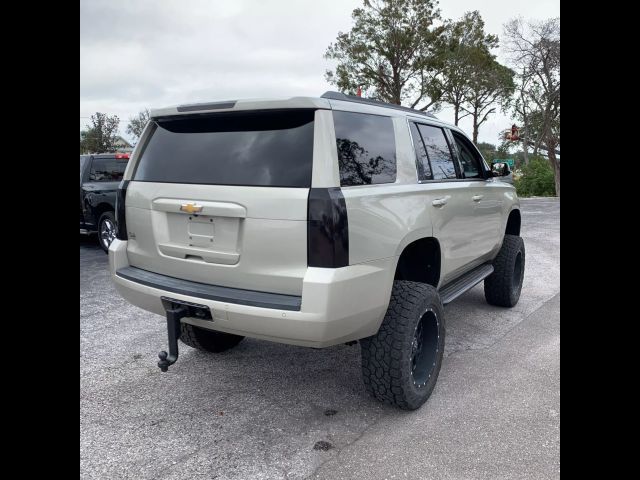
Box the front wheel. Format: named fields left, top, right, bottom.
left=360, top=281, right=445, bottom=410
left=97, top=211, right=116, bottom=253
left=484, top=234, right=525, bottom=307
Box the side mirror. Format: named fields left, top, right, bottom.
left=491, top=164, right=511, bottom=176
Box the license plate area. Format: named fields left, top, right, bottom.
left=161, top=296, right=213, bottom=321
left=187, top=215, right=215, bottom=247
left=165, top=213, right=241, bottom=251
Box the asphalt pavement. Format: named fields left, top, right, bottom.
left=80, top=197, right=560, bottom=480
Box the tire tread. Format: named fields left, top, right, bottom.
left=361, top=280, right=444, bottom=410
left=484, top=234, right=525, bottom=307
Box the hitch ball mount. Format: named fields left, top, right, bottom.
left=157, top=297, right=213, bottom=372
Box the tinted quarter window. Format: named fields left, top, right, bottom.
left=409, top=122, right=432, bottom=180
left=133, top=110, right=315, bottom=187
left=333, top=111, right=396, bottom=186
left=89, top=158, right=127, bottom=182
left=452, top=131, right=483, bottom=179
left=417, top=124, right=457, bottom=180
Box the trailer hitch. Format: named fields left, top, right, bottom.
left=157, top=297, right=213, bottom=372
left=157, top=304, right=188, bottom=372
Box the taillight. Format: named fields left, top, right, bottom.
left=307, top=188, right=349, bottom=268
left=116, top=180, right=129, bottom=240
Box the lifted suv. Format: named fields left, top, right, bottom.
left=110, top=92, right=524, bottom=410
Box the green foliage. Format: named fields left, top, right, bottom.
left=324, top=0, right=446, bottom=109
left=324, top=2, right=515, bottom=142
left=434, top=11, right=499, bottom=125
left=126, top=109, right=150, bottom=141
left=477, top=142, right=497, bottom=163
left=462, top=56, right=514, bottom=143
left=80, top=112, right=120, bottom=154
left=503, top=17, right=560, bottom=193
left=514, top=156, right=556, bottom=197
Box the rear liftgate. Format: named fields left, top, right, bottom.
left=157, top=297, right=212, bottom=372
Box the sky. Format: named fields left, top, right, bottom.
left=80, top=0, right=560, bottom=145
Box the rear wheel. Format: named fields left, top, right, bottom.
left=360, top=281, right=445, bottom=410
left=180, top=323, right=244, bottom=353
left=98, top=211, right=116, bottom=253
left=484, top=234, right=525, bottom=307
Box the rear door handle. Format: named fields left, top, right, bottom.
left=472, top=195, right=484, bottom=202
left=432, top=197, right=449, bottom=207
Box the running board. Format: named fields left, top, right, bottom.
left=439, top=264, right=494, bottom=305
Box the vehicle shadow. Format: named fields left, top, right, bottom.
left=80, top=234, right=100, bottom=248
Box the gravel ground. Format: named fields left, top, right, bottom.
left=80, top=197, right=559, bottom=480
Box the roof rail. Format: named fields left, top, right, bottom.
left=320, top=91, right=437, bottom=118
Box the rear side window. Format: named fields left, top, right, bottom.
left=416, top=124, right=457, bottom=180
left=333, top=111, right=396, bottom=186
left=89, top=157, right=127, bottom=182
left=134, top=110, right=315, bottom=187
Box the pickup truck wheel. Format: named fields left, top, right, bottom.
left=180, top=323, right=244, bottom=353
left=484, top=234, right=525, bottom=307
left=360, top=281, right=445, bottom=410
left=97, top=211, right=117, bottom=253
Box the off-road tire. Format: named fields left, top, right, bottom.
left=180, top=323, right=244, bottom=353
left=360, top=280, right=445, bottom=410
left=484, top=234, right=525, bottom=307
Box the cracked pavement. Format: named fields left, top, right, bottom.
left=80, top=197, right=559, bottom=479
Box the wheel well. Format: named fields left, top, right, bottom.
left=394, top=237, right=441, bottom=287
left=94, top=203, right=114, bottom=220
left=506, top=209, right=521, bottom=236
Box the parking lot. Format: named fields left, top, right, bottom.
left=80, top=197, right=559, bottom=480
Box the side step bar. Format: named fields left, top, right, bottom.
left=438, top=263, right=494, bottom=305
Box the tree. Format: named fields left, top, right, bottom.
left=514, top=156, right=556, bottom=197
left=461, top=57, right=514, bottom=144
left=324, top=0, right=447, bottom=110
left=526, top=105, right=560, bottom=195
left=476, top=142, right=497, bottom=163
left=435, top=11, right=498, bottom=125
left=126, top=108, right=150, bottom=142
left=503, top=17, right=560, bottom=195
left=508, top=66, right=533, bottom=165
left=80, top=112, right=120, bottom=153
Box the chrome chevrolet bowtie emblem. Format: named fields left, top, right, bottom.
left=180, top=203, right=203, bottom=214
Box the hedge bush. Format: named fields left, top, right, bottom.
left=514, top=157, right=556, bottom=197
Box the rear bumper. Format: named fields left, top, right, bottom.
left=109, top=239, right=396, bottom=347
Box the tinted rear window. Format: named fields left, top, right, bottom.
left=89, top=157, right=127, bottom=182
left=133, top=110, right=315, bottom=187
left=333, top=111, right=396, bottom=186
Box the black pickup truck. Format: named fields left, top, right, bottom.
left=80, top=153, right=129, bottom=252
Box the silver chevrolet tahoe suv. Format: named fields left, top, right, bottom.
left=110, top=91, right=524, bottom=410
